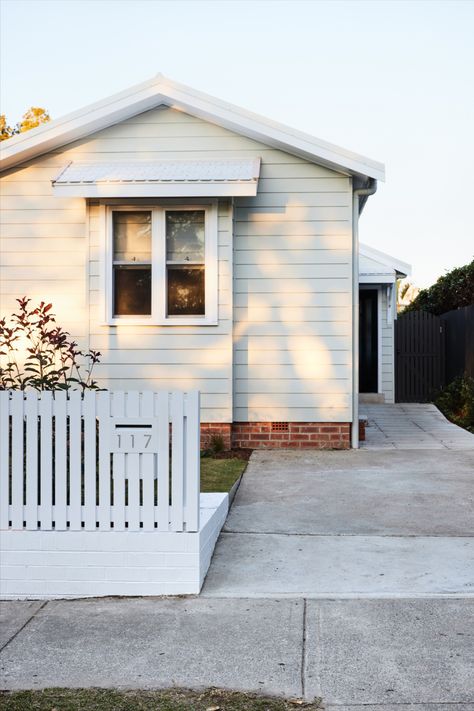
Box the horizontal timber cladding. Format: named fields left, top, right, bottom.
left=1, top=106, right=354, bottom=425
left=232, top=157, right=352, bottom=424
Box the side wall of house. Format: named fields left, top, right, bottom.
left=232, top=167, right=353, bottom=423
left=1, top=106, right=353, bottom=431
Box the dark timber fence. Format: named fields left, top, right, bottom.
left=395, top=304, right=474, bottom=402
left=395, top=311, right=446, bottom=402
left=442, top=304, right=474, bottom=381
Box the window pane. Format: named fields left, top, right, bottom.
left=167, top=266, right=205, bottom=316
left=113, top=211, right=151, bottom=262
left=114, top=266, right=151, bottom=315
left=166, top=210, right=205, bottom=262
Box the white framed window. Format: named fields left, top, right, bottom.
left=100, top=202, right=218, bottom=325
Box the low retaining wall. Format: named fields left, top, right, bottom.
left=0, top=493, right=228, bottom=600
left=201, top=422, right=351, bottom=450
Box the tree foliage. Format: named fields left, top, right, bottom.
left=403, top=259, right=474, bottom=315
left=0, top=106, right=50, bottom=141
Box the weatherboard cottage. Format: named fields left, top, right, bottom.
left=0, top=75, right=409, bottom=448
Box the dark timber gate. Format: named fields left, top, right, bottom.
left=395, top=311, right=446, bottom=402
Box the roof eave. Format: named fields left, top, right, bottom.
left=0, top=75, right=385, bottom=181
left=360, top=242, right=412, bottom=278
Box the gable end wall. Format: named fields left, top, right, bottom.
left=0, top=106, right=353, bottom=429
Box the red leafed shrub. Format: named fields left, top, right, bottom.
left=0, top=297, right=101, bottom=391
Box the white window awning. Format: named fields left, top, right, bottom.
left=52, top=158, right=261, bottom=197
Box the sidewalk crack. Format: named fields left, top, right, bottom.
left=300, top=597, right=307, bottom=699
left=0, top=601, right=47, bottom=654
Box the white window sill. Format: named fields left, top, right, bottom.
left=100, top=318, right=218, bottom=327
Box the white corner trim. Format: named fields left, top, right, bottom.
left=378, top=286, right=383, bottom=395
left=359, top=274, right=396, bottom=284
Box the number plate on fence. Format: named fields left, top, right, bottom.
left=109, top=420, right=158, bottom=453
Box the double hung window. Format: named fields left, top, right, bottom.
left=105, top=203, right=217, bottom=325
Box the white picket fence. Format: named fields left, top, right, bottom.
left=0, top=390, right=200, bottom=533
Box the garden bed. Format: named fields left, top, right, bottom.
left=200, top=456, right=249, bottom=493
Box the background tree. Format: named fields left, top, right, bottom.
left=403, top=258, right=474, bottom=315
left=0, top=106, right=50, bottom=141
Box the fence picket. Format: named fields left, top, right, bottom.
left=39, top=392, right=53, bottom=530
left=111, top=391, right=126, bottom=531
left=125, top=391, right=140, bottom=530
left=25, top=391, right=38, bottom=529
left=11, top=392, right=24, bottom=529
left=83, top=392, right=97, bottom=531
left=68, top=390, right=82, bottom=530
left=156, top=391, right=170, bottom=531
left=54, top=392, right=67, bottom=530
left=97, top=391, right=111, bottom=529
left=0, top=392, right=10, bottom=529
left=141, top=391, right=155, bottom=531
left=171, top=391, right=185, bottom=532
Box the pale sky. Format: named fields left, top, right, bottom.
left=1, top=0, right=473, bottom=287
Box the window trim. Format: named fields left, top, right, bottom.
left=100, top=201, right=218, bottom=326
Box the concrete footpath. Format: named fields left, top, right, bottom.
left=1, top=597, right=474, bottom=706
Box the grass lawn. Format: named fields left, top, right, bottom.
left=200, top=456, right=247, bottom=493
left=0, top=688, right=321, bottom=710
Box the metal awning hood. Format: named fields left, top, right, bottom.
left=52, top=158, right=261, bottom=197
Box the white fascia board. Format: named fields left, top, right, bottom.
left=0, top=80, right=169, bottom=171
left=160, top=79, right=385, bottom=180
left=52, top=182, right=258, bottom=198
left=359, top=274, right=396, bottom=284
left=0, top=75, right=385, bottom=180
left=360, top=242, right=411, bottom=278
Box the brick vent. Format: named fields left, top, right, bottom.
left=271, top=422, right=289, bottom=432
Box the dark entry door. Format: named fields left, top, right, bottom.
left=359, top=289, right=378, bottom=393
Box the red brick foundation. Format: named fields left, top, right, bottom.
left=200, top=422, right=351, bottom=450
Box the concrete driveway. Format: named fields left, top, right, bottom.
left=203, top=406, right=474, bottom=598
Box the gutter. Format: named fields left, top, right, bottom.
left=351, top=178, right=377, bottom=448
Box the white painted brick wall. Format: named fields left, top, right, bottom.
left=0, top=493, right=228, bottom=600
